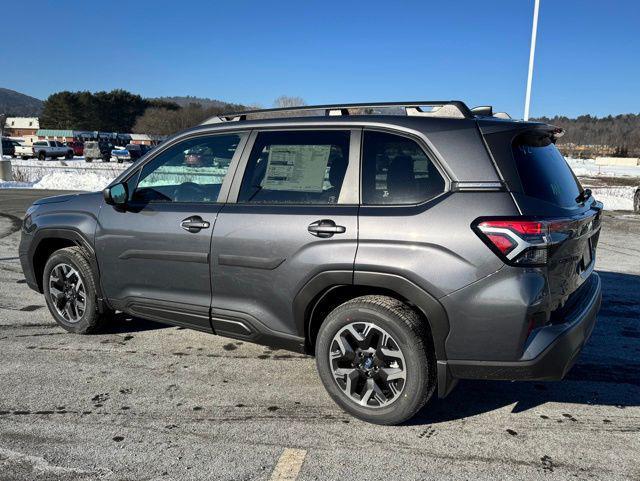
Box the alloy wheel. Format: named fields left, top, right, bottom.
left=329, top=322, right=406, bottom=408
left=48, top=263, right=86, bottom=323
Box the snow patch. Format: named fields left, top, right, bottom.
left=32, top=171, right=115, bottom=191
left=590, top=186, right=636, bottom=211
left=567, top=158, right=640, bottom=178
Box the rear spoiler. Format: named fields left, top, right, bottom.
left=477, top=119, right=564, bottom=142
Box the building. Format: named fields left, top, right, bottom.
left=129, top=133, right=153, bottom=145
left=4, top=117, right=40, bottom=137
left=36, top=129, right=78, bottom=142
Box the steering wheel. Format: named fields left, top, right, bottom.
left=173, top=182, right=207, bottom=203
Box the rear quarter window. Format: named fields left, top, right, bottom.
left=512, top=141, right=582, bottom=208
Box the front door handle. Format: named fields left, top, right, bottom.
left=181, top=216, right=211, bottom=233
left=308, top=219, right=346, bottom=238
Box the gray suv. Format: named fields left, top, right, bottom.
left=19, top=101, right=603, bottom=425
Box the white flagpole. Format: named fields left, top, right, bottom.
left=524, top=0, right=540, bottom=121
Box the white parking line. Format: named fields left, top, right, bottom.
left=269, top=448, right=307, bottom=481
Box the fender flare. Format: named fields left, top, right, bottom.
left=29, top=228, right=110, bottom=309
left=293, top=270, right=450, bottom=361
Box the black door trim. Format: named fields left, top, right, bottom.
left=118, top=249, right=209, bottom=263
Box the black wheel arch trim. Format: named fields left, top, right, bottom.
left=28, top=228, right=112, bottom=311
left=293, top=270, right=450, bottom=361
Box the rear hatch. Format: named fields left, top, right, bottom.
left=480, top=122, right=602, bottom=312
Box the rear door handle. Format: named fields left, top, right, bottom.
left=181, top=216, right=211, bottom=233
left=308, top=219, right=346, bottom=238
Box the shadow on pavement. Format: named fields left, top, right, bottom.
left=412, top=270, right=640, bottom=425
left=100, top=312, right=171, bottom=334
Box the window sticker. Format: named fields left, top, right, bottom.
left=262, top=144, right=331, bottom=192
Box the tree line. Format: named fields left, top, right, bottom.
left=533, top=114, right=640, bottom=157
left=40, top=90, right=182, bottom=133
left=40, top=91, right=308, bottom=136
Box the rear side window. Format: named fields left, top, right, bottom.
left=362, top=131, right=445, bottom=205
left=512, top=141, right=582, bottom=208
left=238, top=130, right=350, bottom=204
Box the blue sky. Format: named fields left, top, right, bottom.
left=2, top=0, right=638, bottom=118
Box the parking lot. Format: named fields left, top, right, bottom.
left=0, top=190, right=639, bottom=480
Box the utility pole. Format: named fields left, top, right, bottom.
left=524, top=0, right=540, bottom=121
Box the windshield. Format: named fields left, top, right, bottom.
left=512, top=141, right=583, bottom=208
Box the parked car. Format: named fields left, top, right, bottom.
left=110, top=145, right=130, bottom=163
left=84, top=141, right=113, bottom=162
left=128, top=143, right=151, bottom=160
left=66, top=141, right=84, bottom=157
left=19, top=101, right=603, bottom=425
left=31, top=140, right=74, bottom=160
left=2, top=138, right=18, bottom=157
left=14, top=142, right=35, bottom=159
left=111, top=144, right=151, bottom=163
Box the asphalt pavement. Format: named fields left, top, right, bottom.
left=0, top=189, right=639, bottom=481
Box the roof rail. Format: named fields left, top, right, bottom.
left=202, top=100, right=475, bottom=124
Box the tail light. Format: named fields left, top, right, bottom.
left=472, top=218, right=573, bottom=267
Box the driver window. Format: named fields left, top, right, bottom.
left=133, top=134, right=241, bottom=203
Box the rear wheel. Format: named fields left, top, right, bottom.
left=315, top=295, right=436, bottom=425
left=65, top=151, right=73, bottom=159
left=85, top=157, right=92, bottom=163
left=43, top=247, right=111, bottom=334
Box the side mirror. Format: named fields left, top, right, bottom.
left=103, top=182, right=128, bottom=206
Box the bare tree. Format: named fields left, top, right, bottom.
left=273, top=96, right=306, bottom=108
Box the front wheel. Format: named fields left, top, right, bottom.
left=315, top=295, right=436, bottom=425
left=38, top=151, right=46, bottom=160
left=43, top=247, right=111, bottom=334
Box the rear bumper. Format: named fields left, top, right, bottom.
left=443, top=271, right=601, bottom=383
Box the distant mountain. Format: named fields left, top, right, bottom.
left=0, top=88, right=44, bottom=116
left=150, top=95, right=246, bottom=111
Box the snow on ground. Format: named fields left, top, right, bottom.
left=1, top=157, right=128, bottom=191
left=567, top=157, right=640, bottom=178
left=589, top=186, right=636, bottom=211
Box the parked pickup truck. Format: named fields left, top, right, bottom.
left=14, top=142, right=35, bottom=159
left=32, top=140, right=74, bottom=160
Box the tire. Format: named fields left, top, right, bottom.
left=85, top=157, right=93, bottom=163
left=42, top=247, right=111, bottom=334
left=38, top=151, right=46, bottom=160
left=634, top=189, right=640, bottom=213
left=315, top=295, right=436, bottom=425
left=65, top=151, right=73, bottom=159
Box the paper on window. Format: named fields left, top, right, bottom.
left=262, top=144, right=331, bottom=192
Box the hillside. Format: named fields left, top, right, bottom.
left=0, top=88, right=43, bottom=116
left=533, top=113, right=640, bottom=157
left=150, top=95, right=246, bottom=111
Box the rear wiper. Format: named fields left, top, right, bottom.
left=575, top=188, right=592, bottom=204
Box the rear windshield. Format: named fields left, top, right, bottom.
left=512, top=141, right=582, bottom=208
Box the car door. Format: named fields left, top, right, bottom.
left=210, top=128, right=360, bottom=349
left=95, top=132, right=249, bottom=331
